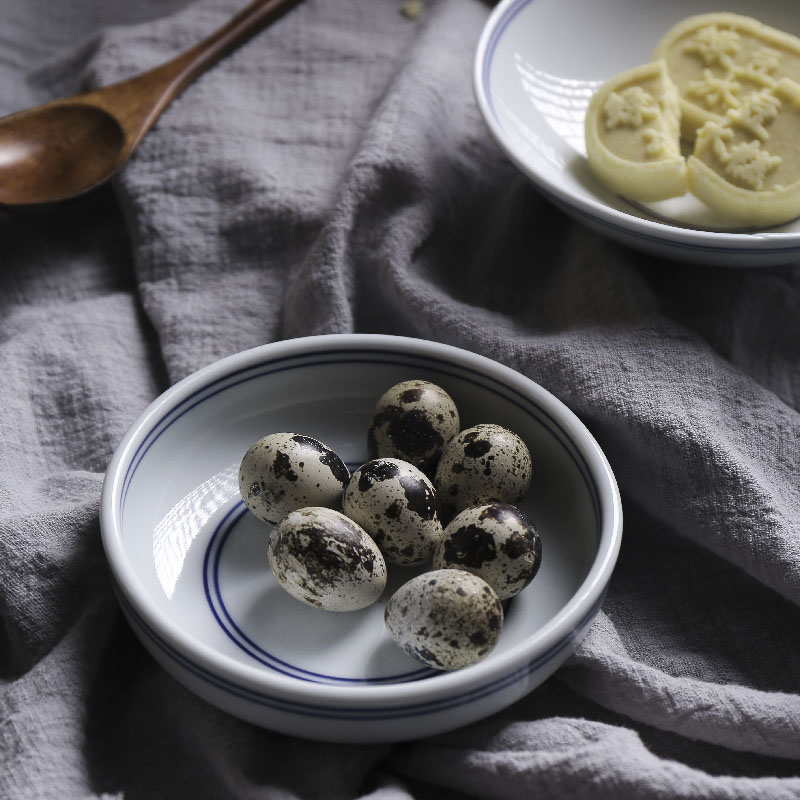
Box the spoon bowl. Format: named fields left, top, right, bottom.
left=0, top=0, right=302, bottom=207
left=0, top=104, right=125, bottom=205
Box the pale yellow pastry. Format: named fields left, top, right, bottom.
left=584, top=60, right=687, bottom=202
left=653, top=12, right=800, bottom=141
left=688, top=77, right=800, bottom=226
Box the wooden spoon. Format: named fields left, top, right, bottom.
left=0, top=0, right=303, bottom=207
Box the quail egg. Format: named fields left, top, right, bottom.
left=367, top=379, right=460, bottom=475
left=342, top=458, right=442, bottom=566
left=433, top=502, right=542, bottom=600
left=268, top=507, right=387, bottom=611
left=384, top=569, right=503, bottom=670
left=239, top=432, right=350, bottom=524
left=434, top=423, right=532, bottom=521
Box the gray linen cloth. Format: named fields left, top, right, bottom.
left=2, top=0, right=800, bottom=797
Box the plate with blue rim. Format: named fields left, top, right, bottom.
left=474, top=0, right=800, bottom=266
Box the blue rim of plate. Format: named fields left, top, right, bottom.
left=477, top=0, right=800, bottom=257
left=112, top=343, right=613, bottom=718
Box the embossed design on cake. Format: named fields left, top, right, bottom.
left=602, top=85, right=670, bottom=159
left=684, top=24, right=741, bottom=67
left=604, top=86, right=659, bottom=128
left=688, top=78, right=800, bottom=225
left=654, top=13, right=800, bottom=140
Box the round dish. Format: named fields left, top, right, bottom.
left=474, top=0, right=800, bottom=266
left=100, top=334, right=622, bottom=743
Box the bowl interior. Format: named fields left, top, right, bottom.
left=477, top=0, right=800, bottom=259
left=112, top=344, right=604, bottom=687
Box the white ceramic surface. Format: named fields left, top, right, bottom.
left=100, top=334, right=622, bottom=743
left=475, top=0, right=800, bottom=266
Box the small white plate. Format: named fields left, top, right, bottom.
left=101, top=334, right=622, bottom=742
left=475, top=0, right=800, bottom=266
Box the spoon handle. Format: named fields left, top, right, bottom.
left=92, top=0, right=304, bottom=148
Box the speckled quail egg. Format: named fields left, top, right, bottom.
left=268, top=507, right=387, bottom=611
left=434, top=423, right=532, bottom=522
left=384, top=569, right=503, bottom=670
left=367, top=380, right=460, bottom=475
left=239, top=432, right=350, bottom=524
left=433, top=502, right=541, bottom=600
left=342, top=458, right=442, bottom=566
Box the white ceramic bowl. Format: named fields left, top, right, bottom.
left=475, top=0, right=800, bottom=266
left=100, top=334, right=622, bottom=743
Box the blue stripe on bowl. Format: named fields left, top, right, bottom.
left=115, top=581, right=605, bottom=721
left=482, top=0, right=530, bottom=124
left=121, top=348, right=601, bottom=527
left=203, top=501, right=437, bottom=685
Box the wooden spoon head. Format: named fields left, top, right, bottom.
left=0, top=103, right=128, bottom=206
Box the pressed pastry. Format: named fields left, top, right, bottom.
left=584, top=60, right=687, bottom=202
left=653, top=12, right=800, bottom=141
left=688, top=77, right=800, bottom=227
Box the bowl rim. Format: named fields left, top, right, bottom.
left=473, top=0, right=800, bottom=257
left=100, top=333, right=622, bottom=708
